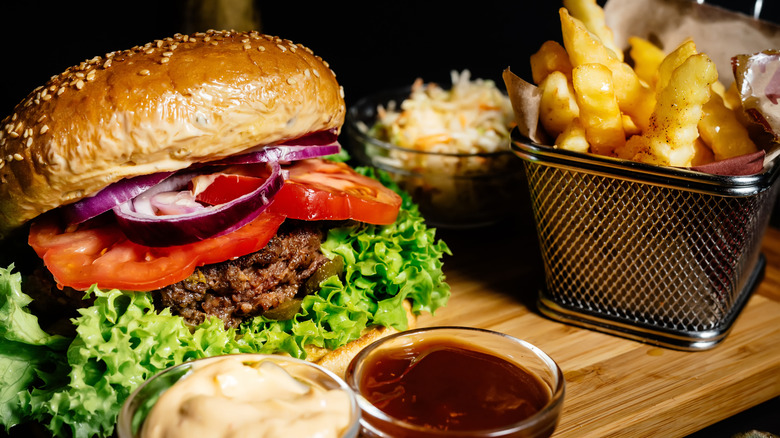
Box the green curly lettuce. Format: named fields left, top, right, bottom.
left=0, top=168, right=451, bottom=438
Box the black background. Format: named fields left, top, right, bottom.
left=2, top=0, right=779, bottom=116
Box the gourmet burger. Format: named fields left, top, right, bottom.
left=0, top=30, right=450, bottom=437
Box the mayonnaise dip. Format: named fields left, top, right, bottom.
left=140, top=356, right=353, bottom=438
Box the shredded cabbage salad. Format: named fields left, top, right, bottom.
left=0, top=167, right=451, bottom=438
left=374, top=70, right=514, bottom=155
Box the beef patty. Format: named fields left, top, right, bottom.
left=154, top=220, right=331, bottom=328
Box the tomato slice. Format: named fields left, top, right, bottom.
left=269, top=160, right=401, bottom=224
left=193, top=173, right=267, bottom=206
left=196, top=159, right=402, bottom=225
left=29, top=212, right=285, bottom=291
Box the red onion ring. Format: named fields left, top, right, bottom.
left=61, top=172, right=174, bottom=224
left=60, top=140, right=341, bottom=225
left=212, top=143, right=341, bottom=166
left=113, top=161, right=284, bottom=247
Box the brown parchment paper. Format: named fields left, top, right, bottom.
left=506, top=0, right=780, bottom=171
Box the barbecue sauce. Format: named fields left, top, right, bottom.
left=357, top=336, right=550, bottom=433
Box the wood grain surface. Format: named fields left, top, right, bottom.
left=417, top=214, right=780, bottom=438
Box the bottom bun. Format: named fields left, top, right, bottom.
left=306, top=300, right=417, bottom=378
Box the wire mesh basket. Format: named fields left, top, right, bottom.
left=511, top=130, right=780, bottom=350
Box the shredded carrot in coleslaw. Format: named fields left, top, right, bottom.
left=373, top=70, right=514, bottom=154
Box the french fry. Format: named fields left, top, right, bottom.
left=555, top=118, right=590, bottom=153
left=559, top=8, right=655, bottom=131
left=698, top=93, right=758, bottom=160
left=628, top=36, right=665, bottom=87
left=723, top=81, right=742, bottom=110
left=622, top=53, right=718, bottom=166
left=710, top=79, right=727, bottom=102
left=572, top=63, right=625, bottom=156
left=538, top=70, right=580, bottom=139
left=563, top=0, right=623, bottom=61
left=655, top=40, right=697, bottom=92
left=690, top=138, right=715, bottom=167
left=530, top=40, right=573, bottom=85
left=622, top=114, right=642, bottom=136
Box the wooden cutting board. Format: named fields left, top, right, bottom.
left=417, top=215, right=780, bottom=438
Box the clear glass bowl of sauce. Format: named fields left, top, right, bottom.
left=117, top=354, right=360, bottom=438
left=345, top=326, right=565, bottom=438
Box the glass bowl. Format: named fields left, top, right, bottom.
left=344, top=87, right=525, bottom=229
left=344, top=326, right=565, bottom=438
left=117, top=354, right=360, bottom=438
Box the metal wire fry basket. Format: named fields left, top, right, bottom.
left=511, top=130, right=780, bottom=350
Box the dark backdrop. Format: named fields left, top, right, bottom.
left=2, top=1, right=778, bottom=116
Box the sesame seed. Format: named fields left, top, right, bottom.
left=103, top=59, right=112, bottom=69
left=8, top=131, right=19, bottom=139
left=312, top=69, right=320, bottom=78
left=75, top=79, right=84, bottom=89
left=139, top=69, right=150, bottom=76
left=203, top=36, right=211, bottom=42
left=241, top=38, right=249, bottom=43
left=162, top=51, right=173, bottom=57
left=287, top=78, right=297, bottom=85
left=0, top=160, right=4, bottom=170
left=40, top=125, right=49, bottom=134
left=243, top=44, right=251, bottom=50
left=37, top=115, right=47, bottom=123
left=277, top=44, right=287, bottom=52
left=25, top=138, right=32, bottom=147
left=258, top=46, right=266, bottom=52
left=172, top=148, right=190, bottom=159
left=86, top=70, right=96, bottom=81
left=145, top=48, right=155, bottom=54
left=5, top=155, right=12, bottom=161
left=183, top=35, right=189, bottom=42
left=160, top=57, right=170, bottom=64
left=57, top=87, right=65, bottom=95
left=42, top=94, right=52, bottom=101
left=13, top=153, right=23, bottom=161
left=75, top=71, right=85, bottom=79
left=210, top=41, right=218, bottom=46
left=11, top=113, right=17, bottom=121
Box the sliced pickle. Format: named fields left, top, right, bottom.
left=301, top=255, right=345, bottom=296
left=262, top=256, right=345, bottom=321
left=262, top=298, right=303, bottom=321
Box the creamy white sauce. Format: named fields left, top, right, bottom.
left=140, top=357, right=352, bottom=438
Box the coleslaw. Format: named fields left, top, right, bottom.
left=349, top=70, right=521, bottom=228
left=371, top=70, right=514, bottom=156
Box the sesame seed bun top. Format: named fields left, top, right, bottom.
left=0, top=30, right=345, bottom=240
